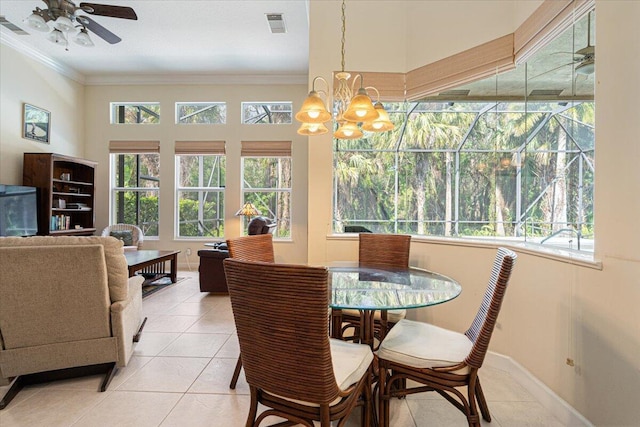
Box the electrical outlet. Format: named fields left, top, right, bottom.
left=186, top=248, right=192, bottom=256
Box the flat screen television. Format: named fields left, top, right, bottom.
left=0, top=184, right=38, bottom=237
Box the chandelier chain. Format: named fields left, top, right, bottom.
left=340, top=0, right=346, bottom=72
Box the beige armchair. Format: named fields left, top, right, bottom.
left=0, top=236, right=145, bottom=410
left=101, top=223, right=144, bottom=251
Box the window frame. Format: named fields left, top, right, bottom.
left=241, top=102, right=293, bottom=124
left=110, top=102, right=160, bottom=124
left=240, top=156, right=292, bottom=239
left=174, top=153, right=226, bottom=239
left=175, top=102, right=227, bottom=124
left=110, top=152, right=161, bottom=238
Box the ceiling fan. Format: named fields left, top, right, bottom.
left=531, top=11, right=595, bottom=80
left=25, top=0, right=137, bottom=48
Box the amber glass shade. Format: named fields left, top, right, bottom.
left=342, top=88, right=378, bottom=122
left=297, top=122, right=329, bottom=136
left=295, top=91, right=331, bottom=123
left=361, top=102, right=394, bottom=132
left=334, top=122, right=363, bottom=139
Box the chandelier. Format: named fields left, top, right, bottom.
left=295, top=0, right=394, bottom=139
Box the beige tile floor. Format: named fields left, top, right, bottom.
left=0, top=270, right=564, bottom=427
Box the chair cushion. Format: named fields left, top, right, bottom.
left=269, top=339, right=372, bottom=407
left=330, top=338, right=373, bottom=392
left=110, top=230, right=133, bottom=247
left=377, top=319, right=472, bottom=372
left=342, top=308, right=406, bottom=323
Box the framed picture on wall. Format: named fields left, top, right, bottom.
left=23, top=103, right=50, bottom=144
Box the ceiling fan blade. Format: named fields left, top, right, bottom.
left=529, top=62, right=575, bottom=80
left=80, top=15, right=121, bottom=44
left=79, top=2, right=138, bottom=20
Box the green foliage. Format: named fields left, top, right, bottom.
left=334, top=101, right=595, bottom=247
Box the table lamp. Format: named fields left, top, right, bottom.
left=235, top=202, right=261, bottom=233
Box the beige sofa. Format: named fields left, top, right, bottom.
left=0, top=236, right=144, bottom=409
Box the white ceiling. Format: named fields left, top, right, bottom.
left=0, top=0, right=310, bottom=83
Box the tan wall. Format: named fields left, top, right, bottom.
left=308, top=1, right=640, bottom=425
left=84, top=83, right=309, bottom=267
left=0, top=45, right=85, bottom=184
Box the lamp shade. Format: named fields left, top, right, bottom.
left=297, top=122, right=329, bottom=136
left=47, top=29, right=68, bottom=46
left=25, top=12, right=49, bottom=32
left=53, top=15, right=74, bottom=32
left=342, top=88, right=379, bottom=123
left=235, top=203, right=261, bottom=217
left=295, top=91, right=331, bottom=123
left=334, top=121, right=363, bottom=139
left=73, top=28, right=94, bottom=47
left=361, top=102, right=395, bottom=132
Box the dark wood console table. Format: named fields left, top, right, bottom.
left=124, top=250, right=180, bottom=283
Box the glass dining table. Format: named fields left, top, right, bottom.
left=329, top=263, right=462, bottom=348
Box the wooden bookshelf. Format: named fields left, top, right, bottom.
left=23, top=153, right=97, bottom=236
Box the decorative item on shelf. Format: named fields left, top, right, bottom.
left=23, top=0, right=138, bottom=49
left=295, top=0, right=394, bottom=139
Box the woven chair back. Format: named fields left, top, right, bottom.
left=359, top=233, right=411, bottom=269
left=101, top=223, right=144, bottom=248
left=464, top=247, right=517, bottom=368
left=224, top=259, right=340, bottom=404
left=226, top=234, right=275, bottom=263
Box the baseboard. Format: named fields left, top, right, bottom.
left=485, top=352, right=594, bottom=427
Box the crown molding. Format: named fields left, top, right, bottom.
left=1, top=31, right=86, bottom=84
left=83, top=73, right=308, bottom=86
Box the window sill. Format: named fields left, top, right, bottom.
left=327, top=234, right=602, bottom=270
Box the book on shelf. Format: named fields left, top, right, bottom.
left=50, top=215, right=71, bottom=231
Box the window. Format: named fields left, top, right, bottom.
left=242, top=102, right=292, bottom=124
left=110, top=103, right=160, bottom=124
left=176, top=102, right=226, bottom=124
left=175, top=141, right=226, bottom=238
left=241, top=141, right=292, bottom=238
left=334, top=12, right=595, bottom=253
left=110, top=141, right=160, bottom=237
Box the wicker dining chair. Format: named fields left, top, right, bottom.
left=225, top=233, right=275, bottom=389
left=332, top=233, right=411, bottom=343
left=223, top=258, right=374, bottom=427
left=377, top=247, right=517, bottom=427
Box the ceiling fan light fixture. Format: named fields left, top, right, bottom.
left=53, top=15, right=74, bottom=32
left=575, top=59, right=595, bottom=75
left=47, top=28, right=68, bottom=46
left=25, top=12, right=49, bottom=32
left=73, top=28, right=94, bottom=47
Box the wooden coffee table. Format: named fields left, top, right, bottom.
left=124, top=250, right=180, bottom=283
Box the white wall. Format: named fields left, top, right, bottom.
left=0, top=45, right=85, bottom=184
left=308, top=1, right=640, bottom=425
left=84, top=83, right=309, bottom=267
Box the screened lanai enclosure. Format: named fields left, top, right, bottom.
left=333, top=10, right=595, bottom=252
